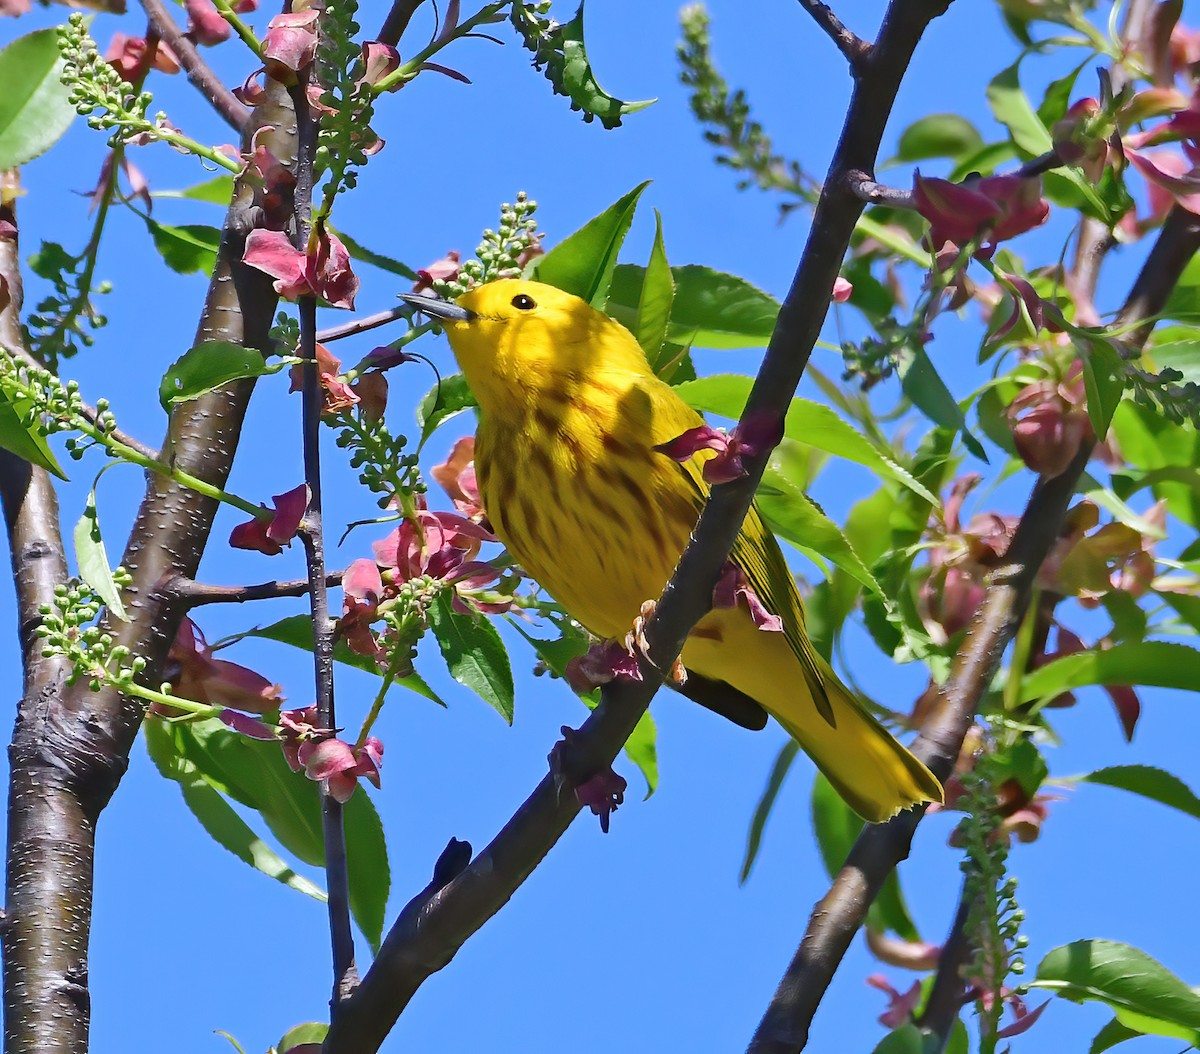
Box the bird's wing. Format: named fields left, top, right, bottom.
left=642, top=377, right=836, bottom=724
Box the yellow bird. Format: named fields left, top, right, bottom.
left=404, top=279, right=941, bottom=822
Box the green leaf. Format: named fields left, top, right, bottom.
left=73, top=491, right=128, bottom=621
left=416, top=372, right=476, bottom=448
left=988, top=739, right=1047, bottom=798
left=949, top=140, right=1018, bottom=181
left=276, top=1024, right=329, bottom=1052
left=152, top=175, right=235, bottom=205
left=891, top=114, right=983, bottom=164
left=1147, top=335, right=1200, bottom=384
left=1080, top=765, right=1200, bottom=822
left=811, top=773, right=919, bottom=940
left=896, top=342, right=987, bottom=461
left=1037, top=58, right=1088, bottom=128
left=1090, top=1017, right=1143, bottom=1053
left=342, top=780, right=389, bottom=953
left=334, top=227, right=418, bottom=281
left=159, top=340, right=281, bottom=410
left=156, top=717, right=389, bottom=950
left=427, top=591, right=514, bottom=722
left=511, top=1, right=655, bottom=130
left=635, top=209, right=674, bottom=370
left=608, top=265, right=780, bottom=349
left=987, top=58, right=1053, bottom=156
left=1164, top=253, right=1200, bottom=323
left=248, top=615, right=444, bottom=706
left=870, top=1025, right=924, bottom=1054
left=1020, top=642, right=1200, bottom=703
left=144, top=218, right=221, bottom=276
left=1033, top=940, right=1200, bottom=1044
left=0, top=385, right=68, bottom=480
left=740, top=739, right=799, bottom=883
left=532, top=181, right=650, bottom=306
left=1111, top=402, right=1200, bottom=528
left=144, top=719, right=327, bottom=903
left=757, top=460, right=884, bottom=599
left=1078, top=337, right=1126, bottom=439
left=0, top=29, right=76, bottom=169
left=675, top=374, right=937, bottom=504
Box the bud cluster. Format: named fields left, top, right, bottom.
left=334, top=411, right=422, bottom=509
left=433, top=193, right=542, bottom=299
left=24, top=241, right=111, bottom=367
left=36, top=576, right=141, bottom=693
left=58, top=13, right=153, bottom=139
left=0, top=350, right=118, bottom=458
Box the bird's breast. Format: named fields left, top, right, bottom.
left=474, top=385, right=697, bottom=639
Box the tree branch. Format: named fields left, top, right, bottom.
left=378, top=0, right=427, bottom=47
left=322, top=2, right=954, bottom=1050
left=166, top=569, right=345, bottom=606
left=140, top=0, right=249, bottom=133
left=796, top=0, right=870, bottom=70
left=745, top=203, right=1200, bottom=1054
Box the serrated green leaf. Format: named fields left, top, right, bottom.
left=159, top=717, right=388, bottom=950
left=1089, top=1017, right=1143, bottom=1053
left=144, top=218, right=221, bottom=276
left=1033, top=940, right=1200, bottom=1044
left=1081, top=764, right=1200, bottom=822
left=635, top=209, right=674, bottom=371
left=740, top=739, right=799, bottom=883
left=608, top=265, right=779, bottom=349
left=1164, top=253, right=1200, bottom=323
left=144, top=718, right=327, bottom=903
left=428, top=591, right=514, bottom=721
left=0, top=29, right=76, bottom=169
left=870, top=1025, right=924, bottom=1054
left=159, top=340, right=281, bottom=410
left=532, top=182, right=650, bottom=306
left=987, top=58, right=1053, bottom=156
left=276, top=1024, right=328, bottom=1052
left=0, top=385, right=68, bottom=480
left=152, top=175, right=235, bottom=205
left=897, top=342, right=987, bottom=461
left=1078, top=337, right=1126, bottom=437
left=1147, top=333, right=1200, bottom=385
left=416, top=372, right=476, bottom=448
left=890, top=114, right=983, bottom=165
left=758, top=460, right=884, bottom=599
left=248, top=614, right=444, bottom=706
left=811, top=773, right=918, bottom=940
left=334, top=227, right=418, bottom=281
left=1020, top=641, right=1200, bottom=702
left=675, top=373, right=937, bottom=504
left=73, top=491, right=128, bottom=621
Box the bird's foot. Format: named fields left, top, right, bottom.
left=626, top=599, right=687, bottom=686
left=549, top=725, right=628, bottom=833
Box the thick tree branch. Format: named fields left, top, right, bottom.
left=378, top=0, right=427, bottom=47
left=322, top=3, right=953, bottom=1051
left=141, top=0, right=249, bottom=133
left=745, top=204, right=1200, bottom=1054
left=1, top=82, right=298, bottom=1053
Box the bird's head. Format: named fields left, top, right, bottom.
left=402, top=279, right=648, bottom=411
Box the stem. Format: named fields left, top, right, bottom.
left=289, top=74, right=358, bottom=1003
left=355, top=673, right=394, bottom=748
left=210, top=0, right=265, bottom=58
left=372, top=2, right=508, bottom=95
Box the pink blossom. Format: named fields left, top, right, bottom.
left=105, top=33, right=181, bottom=82
left=713, top=562, right=783, bottom=631
left=218, top=709, right=277, bottom=740
left=866, top=974, right=921, bottom=1029
left=288, top=342, right=359, bottom=415
left=339, top=558, right=384, bottom=658
left=831, top=277, right=853, bottom=303
left=166, top=618, right=283, bottom=714
left=655, top=410, right=784, bottom=485
left=229, top=483, right=309, bottom=555
left=431, top=436, right=486, bottom=521
left=372, top=500, right=494, bottom=582
left=243, top=227, right=358, bottom=310
left=564, top=640, right=643, bottom=694
left=412, top=250, right=462, bottom=293
left=262, top=10, right=319, bottom=83
left=297, top=736, right=383, bottom=802
left=357, top=41, right=400, bottom=88
left=913, top=172, right=1049, bottom=257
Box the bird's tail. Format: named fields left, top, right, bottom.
left=772, top=656, right=943, bottom=823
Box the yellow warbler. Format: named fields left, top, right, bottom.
left=404, top=279, right=941, bottom=822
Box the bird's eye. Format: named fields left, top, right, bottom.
left=511, top=294, right=537, bottom=311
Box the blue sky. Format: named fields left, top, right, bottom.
left=1, top=1, right=1198, bottom=1051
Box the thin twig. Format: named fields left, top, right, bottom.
left=918, top=892, right=974, bottom=1049
left=288, top=76, right=358, bottom=1006
left=140, top=0, right=249, bottom=133
left=166, top=569, right=346, bottom=606
left=796, top=0, right=871, bottom=70
left=316, top=304, right=409, bottom=344
left=321, top=2, right=953, bottom=1051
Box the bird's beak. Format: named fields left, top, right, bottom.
left=400, top=293, right=476, bottom=323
